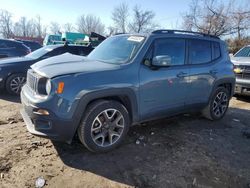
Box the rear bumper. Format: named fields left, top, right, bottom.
left=235, top=78, right=250, bottom=96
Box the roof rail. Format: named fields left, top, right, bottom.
left=152, top=29, right=220, bottom=39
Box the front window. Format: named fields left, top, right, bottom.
left=26, top=46, right=54, bottom=59
left=234, top=46, right=250, bottom=57
left=87, top=35, right=145, bottom=64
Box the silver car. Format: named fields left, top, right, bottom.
left=231, top=45, right=250, bottom=96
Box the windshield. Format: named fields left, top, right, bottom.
left=234, top=46, right=250, bottom=57
left=26, top=46, right=54, bottom=59
left=87, top=35, right=145, bottom=64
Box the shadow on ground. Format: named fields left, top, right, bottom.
left=234, top=95, right=250, bottom=103
left=0, top=92, right=20, bottom=103
left=53, top=107, right=250, bottom=187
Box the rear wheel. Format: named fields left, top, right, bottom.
left=6, top=73, right=26, bottom=95
left=77, top=100, right=130, bottom=152
left=202, top=87, right=230, bottom=120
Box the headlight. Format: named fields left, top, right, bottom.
left=46, top=79, right=51, bottom=95
left=37, top=78, right=51, bottom=95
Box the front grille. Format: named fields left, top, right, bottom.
left=27, top=69, right=39, bottom=92
left=235, top=65, right=250, bottom=79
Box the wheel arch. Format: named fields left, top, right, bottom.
left=210, top=78, right=235, bottom=100
left=74, top=88, right=139, bottom=126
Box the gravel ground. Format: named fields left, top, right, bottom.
left=0, top=93, right=250, bottom=188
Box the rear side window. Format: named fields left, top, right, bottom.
left=0, top=41, right=7, bottom=48
left=188, top=39, right=212, bottom=64
left=212, top=42, right=221, bottom=59
left=154, top=38, right=186, bottom=66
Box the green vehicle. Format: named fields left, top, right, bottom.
left=62, top=32, right=88, bottom=44
left=43, top=34, right=62, bottom=46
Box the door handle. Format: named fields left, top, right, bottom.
left=210, top=69, right=218, bottom=75
left=176, top=72, right=187, bottom=78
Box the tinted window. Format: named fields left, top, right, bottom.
left=46, top=47, right=66, bottom=57
left=189, top=39, right=212, bottom=64
left=68, top=46, right=80, bottom=55
left=0, top=41, right=7, bottom=48
left=213, top=42, right=221, bottom=59
left=154, top=38, right=185, bottom=66
left=26, top=46, right=58, bottom=59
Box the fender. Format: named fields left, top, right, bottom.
left=70, top=88, right=140, bottom=135
left=209, top=77, right=236, bottom=102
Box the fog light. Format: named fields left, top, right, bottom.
left=33, top=109, right=50, bottom=115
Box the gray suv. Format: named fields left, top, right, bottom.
left=20, top=30, right=235, bottom=152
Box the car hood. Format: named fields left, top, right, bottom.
left=0, top=56, right=32, bottom=65
left=31, top=53, right=120, bottom=78
left=231, top=56, right=250, bottom=66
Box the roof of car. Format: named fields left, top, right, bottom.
left=47, top=44, right=91, bottom=48
left=114, top=29, right=221, bottom=41
left=0, top=38, right=24, bottom=44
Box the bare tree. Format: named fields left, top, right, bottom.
left=63, top=23, right=74, bottom=32
left=0, top=9, right=13, bottom=38
left=76, top=14, right=105, bottom=35
left=35, top=15, right=42, bottom=37
left=19, top=17, right=28, bottom=37
left=129, top=5, right=156, bottom=33
left=231, top=3, right=250, bottom=40
left=50, top=22, right=61, bottom=34
left=182, top=0, right=234, bottom=36
left=107, top=26, right=118, bottom=36
left=112, top=2, right=129, bottom=33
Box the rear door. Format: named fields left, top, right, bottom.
left=186, top=39, right=220, bottom=105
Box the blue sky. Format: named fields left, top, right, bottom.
left=0, top=0, right=190, bottom=29
left=0, top=0, right=248, bottom=31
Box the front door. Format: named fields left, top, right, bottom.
left=139, top=38, right=189, bottom=120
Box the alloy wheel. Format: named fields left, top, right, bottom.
left=212, top=91, right=228, bottom=118
left=10, top=76, right=26, bottom=94
left=91, top=108, right=125, bottom=147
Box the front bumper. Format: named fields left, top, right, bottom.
left=235, top=78, right=250, bottom=96
left=20, top=86, right=80, bottom=144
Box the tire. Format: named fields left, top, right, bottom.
left=77, top=100, right=130, bottom=152
left=202, top=87, right=230, bottom=120
left=6, top=73, right=26, bottom=95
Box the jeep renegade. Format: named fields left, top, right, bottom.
left=20, top=30, right=235, bottom=152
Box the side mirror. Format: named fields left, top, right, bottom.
left=152, top=55, right=171, bottom=67
left=229, top=53, right=234, bottom=58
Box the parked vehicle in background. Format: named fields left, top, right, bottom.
left=231, top=45, right=250, bottom=96
left=0, top=39, right=31, bottom=59
left=0, top=44, right=93, bottom=95
left=62, top=32, right=87, bottom=44
left=43, top=34, right=62, bottom=45
left=16, top=39, right=42, bottom=51
left=44, top=32, right=106, bottom=47
left=20, top=30, right=235, bottom=152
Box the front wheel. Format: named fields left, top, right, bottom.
left=202, top=87, right=230, bottom=120
left=6, top=73, right=26, bottom=95
left=78, top=100, right=130, bottom=152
